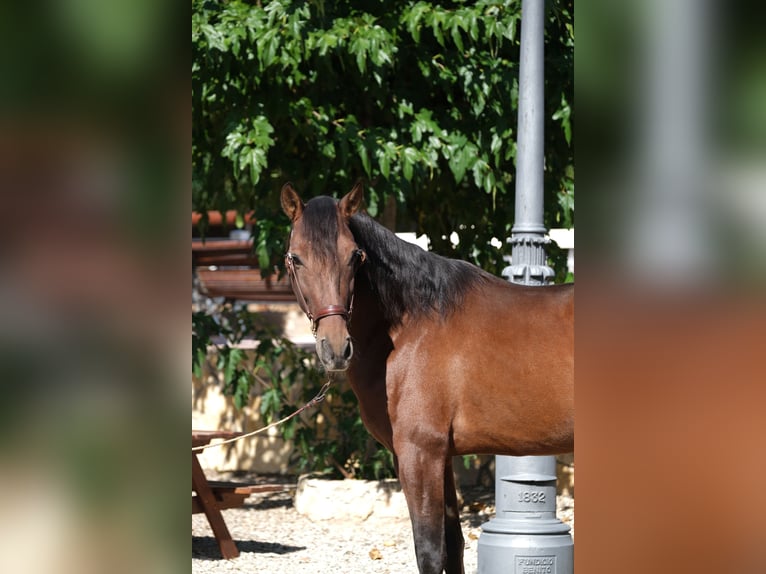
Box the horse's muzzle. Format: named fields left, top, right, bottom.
left=317, top=336, right=354, bottom=371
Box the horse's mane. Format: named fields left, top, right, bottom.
left=299, top=196, right=341, bottom=264
left=298, top=197, right=491, bottom=326
left=348, top=211, right=492, bottom=326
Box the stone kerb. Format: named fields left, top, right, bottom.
left=294, top=476, right=409, bottom=522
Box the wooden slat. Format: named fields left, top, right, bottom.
left=192, top=492, right=248, bottom=514
left=196, top=268, right=295, bottom=302
left=192, top=239, right=258, bottom=267
left=206, top=481, right=291, bottom=495
left=192, top=483, right=289, bottom=514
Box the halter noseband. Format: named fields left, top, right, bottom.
left=285, top=249, right=365, bottom=337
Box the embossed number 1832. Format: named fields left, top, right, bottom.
left=518, top=491, right=546, bottom=503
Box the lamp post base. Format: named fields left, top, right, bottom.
left=478, top=526, right=573, bottom=574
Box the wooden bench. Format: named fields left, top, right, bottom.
left=192, top=430, right=290, bottom=559
left=192, top=481, right=289, bottom=514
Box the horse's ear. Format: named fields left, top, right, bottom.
left=280, top=182, right=304, bottom=221
left=339, top=180, right=364, bottom=220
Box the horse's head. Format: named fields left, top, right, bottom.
left=280, top=181, right=365, bottom=372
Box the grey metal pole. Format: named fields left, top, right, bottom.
left=478, top=0, right=573, bottom=571
left=505, top=0, right=554, bottom=286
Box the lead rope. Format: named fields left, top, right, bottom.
left=192, top=376, right=333, bottom=452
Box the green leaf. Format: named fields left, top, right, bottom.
left=358, top=141, right=371, bottom=176
left=505, top=16, right=518, bottom=42
left=411, top=120, right=424, bottom=143
left=451, top=25, right=464, bottom=53
left=483, top=169, right=496, bottom=195
left=257, top=239, right=270, bottom=270
left=260, top=387, right=282, bottom=422
left=366, top=186, right=380, bottom=215
left=401, top=147, right=419, bottom=181
left=378, top=146, right=391, bottom=178
left=355, top=46, right=367, bottom=73
left=321, top=141, right=335, bottom=159
left=234, top=371, right=251, bottom=409
left=247, top=148, right=262, bottom=184
left=402, top=2, right=429, bottom=43
left=467, top=12, right=479, bottom=42
left=449, top=149, right=468, bottom=183
left=431, top=14, right=445, bottom=47
left=552, top=93, right=572, bottom=146
left=224, top=348, right=243, bottom=386
left=192, top=347, right=206, bottom=379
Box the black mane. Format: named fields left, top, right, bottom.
left=348, top=212, right=491, bottom=326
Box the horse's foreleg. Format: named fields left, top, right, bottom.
left=444, top=464, right=465, bottom=574
left=396, top=443, right=450, bottom=574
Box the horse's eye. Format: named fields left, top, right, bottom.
left=287, top=253, right=303, bottom=267
left=349, top=249, right=365, bottom=267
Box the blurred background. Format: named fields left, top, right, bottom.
left=576, top=0, right=766, bottom=572
left=0, top=2, right=186, bottom=573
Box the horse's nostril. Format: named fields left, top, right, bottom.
left=343, top=338, right=354, bottom=360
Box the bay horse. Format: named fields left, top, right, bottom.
left=281, top=182, right=573, bottom=574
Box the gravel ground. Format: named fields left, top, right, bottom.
left=193, top=473, right=574, bottom=573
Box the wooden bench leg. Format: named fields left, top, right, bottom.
left=192, top=454, right=239, bottom=559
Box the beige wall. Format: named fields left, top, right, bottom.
left=192, top=360, right=295, bottom=474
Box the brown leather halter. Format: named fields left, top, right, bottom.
left=285, top=248, right=366, bottom=337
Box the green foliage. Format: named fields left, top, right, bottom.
left=192, top=0, right=574, bottom=276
